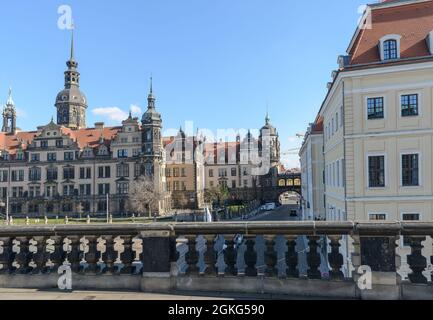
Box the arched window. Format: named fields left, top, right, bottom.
left=383, top=39, right=398, bottom=60
left=379, top=35, right=401, bottom=61
left=278, top=179, right=286, bottom=187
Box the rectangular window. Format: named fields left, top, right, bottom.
left=231, top=180, right=236, bottom=189
left=11, top=170, right=24, bottom=182
left=46, top=168, right=58, bottom=181
left=181, top=168, right=186, bottom=177
left=117, top=149, right=128, bottom=158
left=64, top=152, right=74, bottom=161
left=402, top=154, right=419, bottom=186
left=173, top=168, right=180, bottom=177
left=40, top=140, right=48, bottom=148
left=135, top=163, right=141, bottom=177
left=218, top=169, right=227, bottom=177
left=29, top=167, right=41, bottom=181
left=31, top=153, right=40, bottom=162
left=401, top=94, right=419, bottom=117
left=79, top=184, right=91, bottom=196
left=47, top=153, right=57, bottom=162
left=367, top=97, right=384, bottom=120
left=369, top=213, right=387, bottom=221
left=336, top=113, right=339, bottom=130
left=209, top=169, right=214, bottom=178
left=98, top=166, right=110, bottom=178
left=166, top=168, right=171, bottom=177
left=56, top=139, right=63, bottom=147
left=116, top=163, right=129, bottom=178
left=98, top=183, right=110, bottom=195
left=63, top=167, right=75, bottom=180
left=231, top=168, right=237, bottom=177
left=117, top=182, right=129, bottom=194
left=336, top=161, right=340, bottom=187
left=368, top=156, right=385, bottom=188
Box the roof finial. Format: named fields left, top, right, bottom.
left=265, top=104, right=270, bottom=125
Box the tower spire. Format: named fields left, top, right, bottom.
left=147, top=75, right=156, bottom=109
left=150, top=74, right=153, bottom=94
left=70, top=27, right=75, bottom=61
left=6, top=87, right=14, bottom=106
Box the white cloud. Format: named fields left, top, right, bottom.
left=281, top=154, right=300, bottom=170
left=130, top=104, right=142, bottom=116
left=92, top=107, right=128, bottom=122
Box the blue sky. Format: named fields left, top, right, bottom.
left=0, top=0, right=367, bottom=168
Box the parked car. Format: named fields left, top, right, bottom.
left=264, top=203, right=276, bottom=211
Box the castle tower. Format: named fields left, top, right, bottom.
left=2, top=88, right=17, bottom=134
left=260, top=112, right=280, bottom=168
left=141, top=77, right=163, bottom=174
left=55, top=31, right=88, bottom=129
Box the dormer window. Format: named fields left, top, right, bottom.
left=379, top=35, right=401, bottom=61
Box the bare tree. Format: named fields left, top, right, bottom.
left=128, top=175, right=161, bottom=217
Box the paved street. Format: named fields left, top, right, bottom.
left=177, top=205, right=329, bottom=277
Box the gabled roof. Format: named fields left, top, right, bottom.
left=348, top=0, right=433, bottom=66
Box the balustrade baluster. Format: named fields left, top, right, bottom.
left=0, top=237, right=15, bottom=274
left=48, top=236, right=65, bottom=273
left=244, top=236, right=257, bottom=277
left=120, top=236, right=134, bottom=274
left=185, top=235, right=199, bottom=275
left=67, top=236, right=82, bottom=273
left=264, top=235, right=278, bottom=277
left=285, top=236, right=299, bottom=278
left=407, top=236, right=427, bottom=284
left=83, top=236, right=100, bottom=274
left=328, top=236, right=344, bottom=280
left=102, top=236, right=116, bottom=274
left=203, top=235, right=217, bottom=276
left=223, top=236, right=237, bottom=276
left=307, top=236, right=321, bottom=279
left=32, top=236, right=48, bottom=274
left=15, top=237, right=33, bottom=274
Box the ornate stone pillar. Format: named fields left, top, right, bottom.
left=203, top=235, right=217, bottom=276
left=285, top=236, right=299, bottom=278
left=0, top=237, right=15, bottom=274
left=244, top=236, right=257, bottom=277
left=264, top=235, right=278, bottom=277
left=185, top=235, right=199, bottom=276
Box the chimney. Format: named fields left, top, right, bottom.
left=95, top=122, right=105, bottom=129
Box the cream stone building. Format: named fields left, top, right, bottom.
left=299, top=118, right=325, bottom=221
left=321, top=0, right=433, bottom=224
left=303, top=0, right=433, bottom=278
left=0, top=35, right=285, bottom=218
left=0, top=37, right=170, bottom=217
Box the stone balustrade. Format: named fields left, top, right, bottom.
left=0, top=221, right=432, bottom=299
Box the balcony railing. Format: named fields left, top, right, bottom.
left=0, top=221, right=432, bottom=299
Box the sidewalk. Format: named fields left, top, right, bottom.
left=0, top=288, right=334, bottom=300
left=0, top=288, right=233, bottom=301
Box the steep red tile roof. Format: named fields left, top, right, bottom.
left=61, top=126, right=121, bottom=149
left=349, top=0, right=433, bottom=66
left=0, top=131, right=38, bottom=155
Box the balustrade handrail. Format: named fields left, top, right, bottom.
left=1, top=221, right=433, bottom=237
